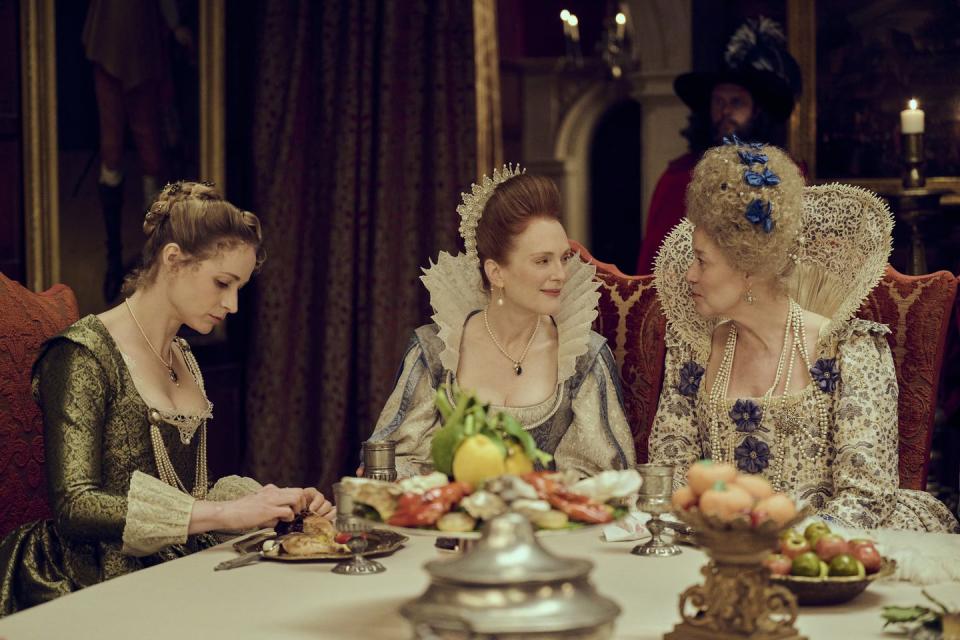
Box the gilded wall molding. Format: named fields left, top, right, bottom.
left=20, top=0, right=59, bottom=292
left=20, top=1, right=226, bottom=291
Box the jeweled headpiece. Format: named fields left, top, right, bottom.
left=457, top=164, right=525, bottom=268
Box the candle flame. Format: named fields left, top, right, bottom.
left=568, top=15, right=579, bottom=27
left=909, top=98, right=918, bottom=110
left=615, top=13, right=627, bottom=25
left=560, top=9, right=570, bottom=21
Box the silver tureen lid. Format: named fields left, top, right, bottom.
left=401, top=513, right=621, bottom=637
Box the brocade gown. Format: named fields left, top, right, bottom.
left=0, top=316, right=260, bottom=616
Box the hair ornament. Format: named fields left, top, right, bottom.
left=737, top=149, right=768, bottom=166
left=745, top=199, right=775, bottom=233
left=745, top=167, right=781, bottom=187
left=722, top=133, right=764, bottom=150
left=457, top=163, right=525, bottom=266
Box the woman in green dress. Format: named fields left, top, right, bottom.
left=0, top=181, right=334, bottom=616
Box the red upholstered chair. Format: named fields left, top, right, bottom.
left=576, top=240, right=956, bottom=491
left=0, top=274, right=79, bottom=537
left=856, top=266, right=957, bottom=491
left=571, top=241, right=666, bottom=463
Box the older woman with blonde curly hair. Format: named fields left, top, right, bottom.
left=649, top=139, right=958, bottom=532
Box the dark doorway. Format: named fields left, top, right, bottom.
left=589, top=100, right=643, bottom=273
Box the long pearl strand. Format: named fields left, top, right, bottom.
left=706, top=299, right=829, bottom=490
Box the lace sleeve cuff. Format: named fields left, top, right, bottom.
left=207, top=475, right=263, bottom=502
left=121, top=471, right=195, bottom=557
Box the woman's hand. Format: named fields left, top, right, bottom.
left=303, top=487, right=336, bottom=520
left=212, top=484, right=307, bottom=531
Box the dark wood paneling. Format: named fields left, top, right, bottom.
left=0, top=0, right=23, bottom=282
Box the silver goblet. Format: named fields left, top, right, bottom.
left=331, top=482, right=386, bottom=575
left=631, top=463, right=681, bottom=557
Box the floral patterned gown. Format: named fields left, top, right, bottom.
left=650, top=320, right=959, bottom=532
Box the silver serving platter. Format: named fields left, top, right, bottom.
left=232, top=528, right=409, bottom=562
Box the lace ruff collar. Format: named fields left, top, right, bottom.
left=420, top=251, right=600, bottom=385
left=654, top=183, right=893, bottom=359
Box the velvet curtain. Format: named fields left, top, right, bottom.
left=246, top=1, right=483, bottom=489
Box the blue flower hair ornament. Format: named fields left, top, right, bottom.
left=722, top=133, right=764, bottom=150
left=738, top=149, right=768, bottom=165
left=745, top=167, right=781, bottom=187
left=745, top=199, right=775, bottom=233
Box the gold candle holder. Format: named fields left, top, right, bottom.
left=663, top=508, right=811, bottom=640
left=902, top=132, right=925, bottom=189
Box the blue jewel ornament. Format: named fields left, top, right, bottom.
left=735, top=436, right=771, bottom=474
left=738, top=149, right=768, bottom=166
left=744, top=167, right=781, bottom=187
left=677, top=360, right=705, bottom=398
left=809, top=358, right=841, bottom=394
left=744, top=199, right=775, bottom=233
left=729, top=399, right=763, bottom=432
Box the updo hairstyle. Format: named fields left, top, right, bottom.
left=475, top=174, right=562, bottom=289
left=122, top=181, right=266, bottom=296
left=686, top=143, right=803, bottom=284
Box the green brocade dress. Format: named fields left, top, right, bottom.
left=0, top=316, right=260, bottom=616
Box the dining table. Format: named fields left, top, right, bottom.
left=0, top=526, right=957, bottom=640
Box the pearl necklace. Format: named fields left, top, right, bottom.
left=706, top=299, right=829, bottom=490
left=483, top=309, right=541, bottom=376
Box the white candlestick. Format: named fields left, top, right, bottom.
left=615, top=12, right=626, bottom=42
left=569, top=15, right=580, bottom=42
left=900, top=98, right=925, bottom=134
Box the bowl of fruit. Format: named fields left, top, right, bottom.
left=765, top=521, right=896, bottom=605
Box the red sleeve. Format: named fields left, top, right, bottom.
left=636, top=159, right=695, bottom=275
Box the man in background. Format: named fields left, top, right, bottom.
left=635, top=17, right=802, bottom=274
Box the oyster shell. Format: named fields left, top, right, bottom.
left=460, top=491, right=508, bottom=520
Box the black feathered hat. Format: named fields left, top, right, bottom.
left=674, top=17, right=802, bottom=122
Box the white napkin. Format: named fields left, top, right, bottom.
left=602, top=511, right=650, bottom=542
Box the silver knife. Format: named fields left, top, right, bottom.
left=214, top=539, right=279, bottom=571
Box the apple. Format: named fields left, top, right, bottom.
left=778, top=529, right=811, bottom=559
left=848, top=538, right=876, bottom=551
left=804, top=521, right=831, bottom=547
left=814, top=533, right=850, bottom=561
left=791, top=551, right=822, bottom=577
left=763, top=553, right=792, bottom=576
left=849, top=542, right=883, bottom=573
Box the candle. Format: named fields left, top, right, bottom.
left=568, top=14, right=580, bottom=42
left=615, top=12, right=626, bottom=42
left=560, top=9, right=571, bottom=37
left=900, top=98, right=925, bottom=134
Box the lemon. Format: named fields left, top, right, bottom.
left=503, top=441, right=534, bottom=475
left=452, top=434, right=506, bottom=487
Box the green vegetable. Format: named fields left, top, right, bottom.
left=881, top=590, right=952, bottom=631
left=430, top=385, right=553, bottom=476
left=500, top=414, right=553, bottom=467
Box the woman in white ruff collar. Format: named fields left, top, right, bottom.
left=649, top=140, right=958, bottom=532
left=367, top=168, right=636, bottom=479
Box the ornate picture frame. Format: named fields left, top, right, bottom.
left=20, top=0, right=226, bottom=293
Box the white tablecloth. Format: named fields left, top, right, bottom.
left=1, top=528, right=958, bottom=639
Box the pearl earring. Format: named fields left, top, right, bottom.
left=497, top=286, right=504, bottom=306
left=744, top=287, right=755, bottom=305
